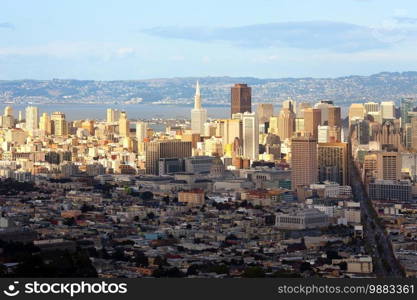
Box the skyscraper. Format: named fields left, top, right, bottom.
left=257, top=103, right=274, bottom=124
left=234, top=112, right=259, bottom=161
left=318, top=142, right=349, bottom=185
left=106, top=108, right=120, bottom=123
left=4, top=106, right=12, bottom=117
left=119, top=111, right=129, bottom=137
left=219, top=118, right=242, bottom=146
left=318, top=125, right=329, bottom=143
left=25, top=106, right=39, bottom=133
left=304, top=108, right=321, bottom=139
left=351, top=119, right=370, bottom=145
left=364, top=101, right=380, bottom=114
left=277, top=108, right=295, bottom=140
left=314, top=101, right=333, bottom=125
left=191, top=81, right=207, bottom=134
left=242, top=112, right=259, bottom=161
left=51, top=112, right=68, bottom=136
left=282, top=98, right=296, bottom=113
left=348, top=103, right=366, bottom=126
left=411, top=117, right=417, bottom=151
left=401, top=97, right=416, bottom=128
left=39, top=112, right=51, bottom=135
left=380, top=101, right=395, bottom=120
left=328, top=106, right=341, bottom=127
left=145, top=140, right=192, bottom=175
left=136, top=121, right=148, bottom=142
left=376, top=152, right=401, bottom=181
left=291, top=135, right=318, bottom=189
left=107, top=108, right=114, bottom=123
left=296, top=102, right=311, bottom=118
left=1, top=106, right=14, bottom=129
left=268, top=116, right=279, bottom=135
left=231, top=83, right=251, bottom=116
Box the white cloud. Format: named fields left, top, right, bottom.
left=115, top=47, right=136, bottom=57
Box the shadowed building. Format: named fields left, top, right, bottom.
left=291, top=135, right=318, bottom=189
left=145, top=140, right=192, bottom=175
left=231, top=84, right=251, bottom=116
left=257, top=103, right=274, bottom=124
left=304, top=108, right=321, bottom=139
left=328, top=106, right=341, bottom=127
left=318, top=142, right=349, bottom=185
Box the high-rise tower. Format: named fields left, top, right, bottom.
left=231, top=83, right=251, bottom=116
left=25, top=106, right=39, bottom=133
left=191, top=81, right=207, bottom=134
left=51, top=112, right=68, bottom=136
left=304, top=108, right=321, bottom=139
left=291, top=134, right=318, bottom=189
left=119, top=111, right=129, bottom=137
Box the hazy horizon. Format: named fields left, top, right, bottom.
left=1, top=70, right=417, bottom=82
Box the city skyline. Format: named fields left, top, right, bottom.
left=2, top=0, right=417, bottom=286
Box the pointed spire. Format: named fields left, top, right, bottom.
left=194, top=80, right=202, bottom=109
left=196, top=80, right=200, bottom=96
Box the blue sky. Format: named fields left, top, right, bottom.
left=1, top=0, right=417, bottom=79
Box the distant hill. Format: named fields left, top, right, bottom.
left=1, top=72, right=417, bottom=106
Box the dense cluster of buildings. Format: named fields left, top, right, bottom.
left=349, top=98, right=417, bottom=276
left=2, top=82, right=417, bottom=277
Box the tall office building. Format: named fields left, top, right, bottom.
left=376, top=120, right=401, bottom=150
left=277, top=108, right=295, bottom=140
left=364, top=102, right=380, bottom=114
left=291, top=135, right=318, bottom=189
left=364, top=154, right=378, bottom=179
left=145, top=140, right=192, bottom=175
left=405, top=123, right=413, bottom=149
left=318, top=142, right=349, bottom=185
left=231, top=84, right=251, bottom=116
left=411, top=117, right=417, bottom=151
left=240, top=112, right=259, bottom=161
left=348, top=103, right=366, bottom=126
left=4, top=106, right=13, bottom=117
left=219, top=118, right=242, bottom=146
left=295, top=117, right=304, bottom=133
left=401, top=97, right=416, bottom=128
left=282, top=98, right=296, bottom=113
left=191, top=81, right=207, bottom=134
left=119, top=111, right=129, bottom=137
left=106, top=108, right=120, bottom=123
left=314, top=101, right=333, bottom=125
left=257, top=103, right=274, bottom=124
left=328, top=106, right=341, bottom=127
left=318, top=125, right=329, bottom=143
left=136, top=121, right=148, bottom=142
left=380, top=101, right=395, bottom=120
left=51, top=112, right=68, bottom=136
left=39, top=112, right=51, bottom=135
left=376, top=152, right=401, bottom=181
left=296, top=102, right=311, bottom=118
left=25, top=106, right=39, bottom=133
left=304, top=108, right=321, bottom=139
left=268, top=116, right=279, bottom=135
left=2, top=106, right=14, bottom=128
left=351, top=119, right=370, bottom=145
left=107, top=108, right=115, bottom=123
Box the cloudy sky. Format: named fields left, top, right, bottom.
left=1, top=0, right=417, bottom=79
